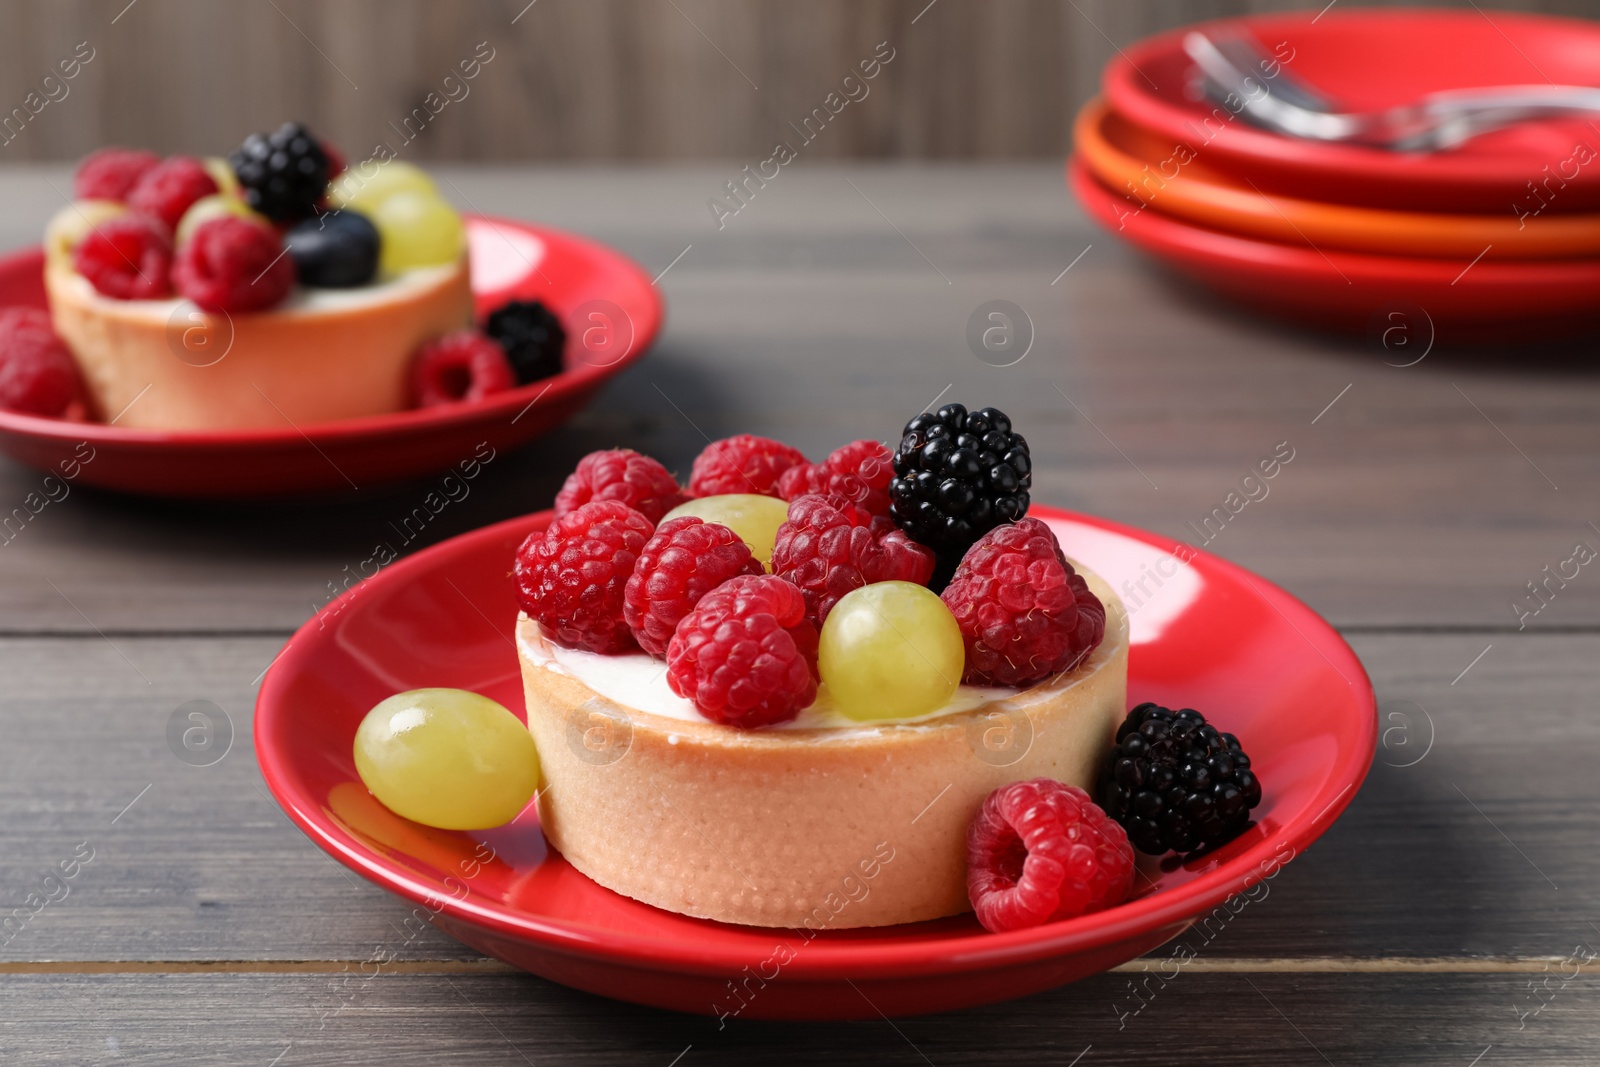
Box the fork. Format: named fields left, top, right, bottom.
left=1184, top=30, right=1600, bottom=151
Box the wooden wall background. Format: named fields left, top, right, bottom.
left=0, top=0, right=1595, bottom=162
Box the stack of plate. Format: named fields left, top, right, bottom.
left=1073, top=9, right=1600, bottom=341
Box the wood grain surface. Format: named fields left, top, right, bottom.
left=1, top=167, right=1596, bottom=631
left=0, top=0, right=1593, bottom=162
left=1, top=163, right=1597, bottom=1064
left=9, top=972, right=1600, bottom=1066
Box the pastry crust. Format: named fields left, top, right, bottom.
left=517, top=566, right=1129, bottom=929
left=46, top=259, right=472, bottom=430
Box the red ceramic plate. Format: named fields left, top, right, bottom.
left=1105, top=9, right=1600, bottom=213
left=1071, top=157, right=1600, bottom=342
left=0, top=217, right=660, bottom=498
left=255, top=504, right=1376, bottom=1020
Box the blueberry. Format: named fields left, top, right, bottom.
left=286, top=210, right=380, bottom=288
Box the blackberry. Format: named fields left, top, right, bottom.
left=889, top=403, right=1031, bottom=569
left=229, top=122, right=331, bottom=223
left=484, top=299, right=566, bottom=384
left=1100, top=703, right=1262, bottom=855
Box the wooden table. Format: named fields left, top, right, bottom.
left=2, top=164, right=1596, bottom=1066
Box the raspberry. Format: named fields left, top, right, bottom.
left=74, top=148, right=161, bottom=202
left=126, top=156, right=218, bottom=233
left=689, top=434, right=808, bottom=498
left=173, top=216, right=294, bottom=312
left=967, top=778, right=1134, bottom=933
left=623, top=516, right=765, bottom=656
left=777, top=439, right=894, bottom=517
left=770, top=494, right=936, bottom=626
left=878, top=526, right=938, bottom=584
left=776, top=462, right=828, bottom=500
left=0, top=309, right=81, bottom=417
left=940, top=518, right=1105, bottom=687
left=554, top=449, right=687, bottom=525
left=409, top=331, right=516, bottom=408
left=822, top=439, right=894, bottom=515
left=72, top=214, right=174, bottom=300
left=1101, top=703, right=1262, bottom=855
left=666, top=574, right=818, bottom=727
left=321, top=139, right=347, bottom=181
left=514, top=500, right=654, bottom=654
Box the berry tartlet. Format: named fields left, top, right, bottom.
left=512, top=407, right=1132, bottom=929
left=28, top=126, right=566, bottom=430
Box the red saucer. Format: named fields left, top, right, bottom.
left=0, top=217, right=660, bottom=498
left=1105, top=9, right=1600, bottom=213
left=255, top=505, right=1375, bottom=1020
left=1071, top=157, right=1600, bottom=341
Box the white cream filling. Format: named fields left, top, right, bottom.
left=49, top=261, right=461, bottom=321
left=517, top=618, right=1120, bottom=733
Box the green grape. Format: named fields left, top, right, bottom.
left=45, top=200, right=125, bottom=269
left=174, top=194, right=269, bottom=247
left=201, top=157, right=240, bottom=199
left=371, top=190, right=465, bottom=273
left=353, top=688, right=539, bottom=830
left=661, top=494, right=790, bottom=568
left=818, top=581, right=965, bottom=721
left=328, top=160, right=439, bottom=213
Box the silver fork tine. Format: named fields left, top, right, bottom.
left=1187, top=27, right=1600, bottom=150
left=1208, top=32, right=1334, bottom=113
left=1183, top=32, right=1358, bottom=141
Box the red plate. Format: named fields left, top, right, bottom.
left=255, top=504, right=1375, bottom=1020
left=1071, top=156, right=1600, bottom=342
left=1105, top=9, right=1600, bottom=213
left=0, top=217, right=660, bottom=498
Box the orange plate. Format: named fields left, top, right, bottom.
left=1077, top=99, right=1600, bottom=260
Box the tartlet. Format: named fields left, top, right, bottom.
left=516, top=563, right=1128, bottom=929
left=46, top=258, right=471, bottom=430
left=346, top=417, right=1260, bottom=939
left=22, top=129, right=539, bottom=430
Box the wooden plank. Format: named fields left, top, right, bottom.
left=2, top=970, right=1596, bottom=1065
left=0, top=0, right=1119, bottom=163
left=0, top=631, right=1595, bottom=964
left=0, top=1, right=1590, bottom=161
left=0, top=165, right=1597, bottom=632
